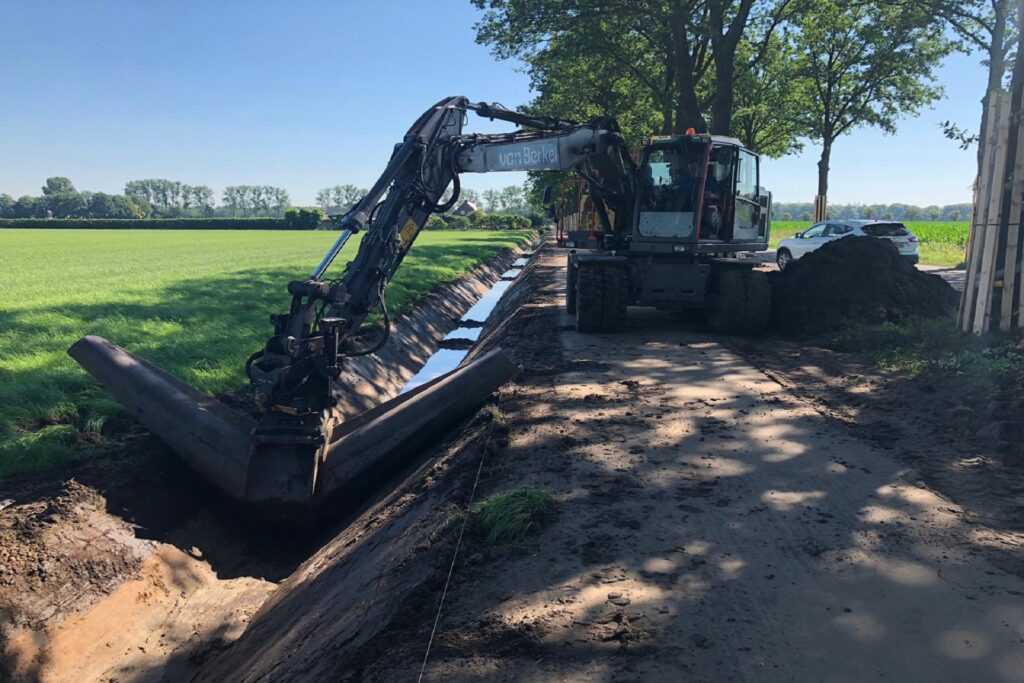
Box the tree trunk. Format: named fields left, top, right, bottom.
left=708, top=0, right=753, bottom=135
left=978, top=0, right=1010, bottom=170
left=711, top=57, right=736, bottom=135
left=817, top=140, right=832, bottom=200
left=670, top=3, right=707, bottom=133
left=662, top=61, right=676, bottom=135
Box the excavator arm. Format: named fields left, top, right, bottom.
left=69, top=96, right=636, bottom=507
left=247, top=97, right=636, bottom=419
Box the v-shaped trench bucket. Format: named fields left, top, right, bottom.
left=68, top=335, right=517, bottom=507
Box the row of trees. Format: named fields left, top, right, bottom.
left=124, top=179, right=216, bottom=216
left=472, top=0, right=1007, bottom=205
left=221, top=185, right=291, bottom=217
left=1, top=175, right=537, bottom=222
left=772, top=202, right=972, bottom=222
left=312, top=183, right=534, bottom=215
left=0, top=177, right=294, bottom=220
left=0, top=177, right=149, bottom=219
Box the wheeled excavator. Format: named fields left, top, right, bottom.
left=69, top=96, right=772, bottom=508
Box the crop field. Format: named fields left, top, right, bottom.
left=0, top=228, right=534, bottom=477
left=770, top=220, right=970, bottom=267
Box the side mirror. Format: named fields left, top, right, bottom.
left=541, top=184, right=554, bottom=206
left=795, top=232, right=804, bottom=239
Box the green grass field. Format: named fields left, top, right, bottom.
left=770, top=220, right=970, bottom=267
left=0, top=229, right=534, bottom=477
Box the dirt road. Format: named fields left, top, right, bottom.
left=367, top=247, right=1024, bottom=682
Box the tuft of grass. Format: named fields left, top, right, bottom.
left=0, top=228, right=534, bottom=478
left=470, top=486, right=555, bottom=546
left=478, top=403, right=506, bottom=425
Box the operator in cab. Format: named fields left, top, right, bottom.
left=677, top=158, right=720, bottom=210
left=677, top=158, right=723, bottom=235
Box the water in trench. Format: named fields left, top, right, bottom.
left=400, top=254, right=530, bottom=393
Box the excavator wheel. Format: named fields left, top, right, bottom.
left=708, top=268, right=771, bottom=335
left=565, top=255, right=578, bottom=314
left=575, top=262, right=627, bottom=333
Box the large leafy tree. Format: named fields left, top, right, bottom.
left=521, top=27, right=668, bottom=143
left=792, top=0, right=951, bottom=201
left=731, top=15, right=805, bottom=156
left=921, top=0, right=1017, bottom=171
left=41, top=177, right=75, bottom=195
left=473, top=0, right=803, bottom=148
left=472, top=0, right=715, bottom=133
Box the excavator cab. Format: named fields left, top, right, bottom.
left=631, top=134, right=770, bottom=254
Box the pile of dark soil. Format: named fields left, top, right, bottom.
left=769, top=236, right=958, bottom=336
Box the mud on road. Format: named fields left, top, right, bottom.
left=352, top=246, right=1024, bottom=682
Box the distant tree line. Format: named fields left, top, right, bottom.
left=220, top=185, right=290, bottom=217
left=124, top=179, right=216, bottom=217
left=0, top=177, right=150, bottom=220
left=772, top=202, right=971, bottom=222
left=1, top=177, right=295, bottom=220
left=313, top=183, right=535, bottom=217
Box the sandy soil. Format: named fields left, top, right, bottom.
left=357, top=246, right=1024, bottom=682
left=0, top=444, right=292, bottom=683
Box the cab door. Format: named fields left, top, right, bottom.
left=732, top=149, right=760, bottom=241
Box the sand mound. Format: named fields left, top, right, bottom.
left=770, top=236, right=958, bottom=336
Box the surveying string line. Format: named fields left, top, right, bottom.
left=418, top=418, right=495, bottom=682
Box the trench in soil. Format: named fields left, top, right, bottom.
left=0, top=237, right=542, bottom=681
left=402, top=254, right=531, bottom=392
left=164, top=242, right=537, bottom=562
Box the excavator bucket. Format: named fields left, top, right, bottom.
left=69, top=335, right=516, bottom=507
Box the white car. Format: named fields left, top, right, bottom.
left=775, top=219, right=920, bottom=270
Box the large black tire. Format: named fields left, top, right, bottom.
left=576, top=263, right=628, bottom=333
left=707, top=268, right=771, bottom=335
left=565, top=255, right=577, bottom=314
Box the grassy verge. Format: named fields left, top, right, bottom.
left=0, top=228, right=535, bottom=477
left=770, top=220, right=968, bottom=267
left=830, top=317, right=1024, bottom=396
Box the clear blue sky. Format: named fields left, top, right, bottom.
left=0, top=0, right=985, bottom=206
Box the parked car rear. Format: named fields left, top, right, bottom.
left=775, top=219, right=919, bottom=270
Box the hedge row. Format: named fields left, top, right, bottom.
left=424, top=211, right=539, bottom=231
left=0, top=218, right=293, bottom=230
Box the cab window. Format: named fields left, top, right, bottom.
left=637, top=146, right=700, bottom=238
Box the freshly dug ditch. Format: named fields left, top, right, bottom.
left=0, top=234, right=541, bottom=682
left=769, top=236, right=959, bottom=336
left=192, top=246, right=556, bottom=682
